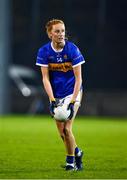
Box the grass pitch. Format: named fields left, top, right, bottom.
left=0, top=115, right=127, bottom=179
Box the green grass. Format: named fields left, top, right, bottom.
left=0, top=115, right=127, bottom=179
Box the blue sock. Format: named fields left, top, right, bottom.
left=66, top=155, right=75, bottom=166
left=75, top=147, right=81, bottom=156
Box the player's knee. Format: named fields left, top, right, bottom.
left=64, top=127, right=71, bottom=137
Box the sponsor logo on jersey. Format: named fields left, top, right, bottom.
left=49, top=62, right=72, bottom=72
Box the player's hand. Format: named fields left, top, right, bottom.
left=49, top=100, right=57, bottom=117
left=67, top=101, right=75, bottom=120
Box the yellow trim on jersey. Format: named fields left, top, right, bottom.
left=49, top=62, right=73, bottom=72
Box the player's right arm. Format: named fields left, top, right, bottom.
left=36, top=46, right=57, bottom=115
left=41, top=66, right=55, bottom=101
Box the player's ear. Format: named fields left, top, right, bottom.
left=48, top=32, right=52, bottom=39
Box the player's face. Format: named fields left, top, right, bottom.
left=49, top=23, right=65, bottom=48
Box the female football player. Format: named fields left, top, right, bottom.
left=36, top=19, right=85, bottom=171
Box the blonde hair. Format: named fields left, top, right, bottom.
left=45, top=19, right=65, bottom=37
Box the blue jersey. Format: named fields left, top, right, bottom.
left=36, top=41, right=85, bottom=98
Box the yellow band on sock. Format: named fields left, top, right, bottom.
left=67, top=154, right=74, bottom=156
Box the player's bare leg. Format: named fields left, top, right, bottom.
left=63, top=101, right=81, bottom=155
left=56, top=119, right=76, bottom=170
left=55, top=120, right=76, bottom=152
left=64, top=119, right=76, bottom=155
left=55, top=106, right=79, bottom=155
left=55, top=121, right=65, bottom=142
left=55, top=104, right=80, bottom=170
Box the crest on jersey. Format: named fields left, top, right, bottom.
left=64, top=54, right=68, bottom=59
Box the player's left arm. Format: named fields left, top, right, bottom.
left=71, top=64, right=82, bottom=102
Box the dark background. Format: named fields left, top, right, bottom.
left=0, top=0, right=127, bottom=115
left=12, top=0, right=127, bottom=90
